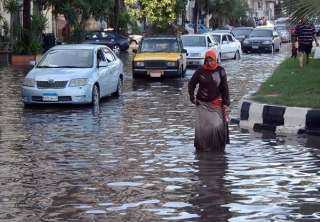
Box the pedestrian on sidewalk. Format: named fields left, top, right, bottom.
left=188, top=50, right=230, bottom=152
left=295, top=18, right=319, bottom=68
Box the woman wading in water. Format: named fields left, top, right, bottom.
left=188, top=50, right=230, bottom=152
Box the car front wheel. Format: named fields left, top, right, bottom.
left=234, top=50, right=241, bottom=60
left=91, top=84, right=100, bottom=106
left=112, top=77, right=123, bottom=97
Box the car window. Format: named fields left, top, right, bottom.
left=140, top=38, right=179, bottom=52
left=211, top=34, right=221, bottom=44
left=37, top=49, right=94, bottom=68
left=207, top=36, right=212, bottom=45
left=250, top=30, right=273, bottom=37
left=227, top=35, right=234, bottom=42
left=232, top=29, right=252, bottom=36
left=222, top=35, right=228, bottom=42
left=181, top=36, right=206, bottom=47
left=102, top=48, right=116, bottom=62
left=178, top=39, right=183, bottom=51
left=97, top=49, right=106, bottom=64
left=101, top=32, right=108, bottom=38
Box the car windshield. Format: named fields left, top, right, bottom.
left=250, top=30, right=272, bottom=37
left=86, top=32, right=109, bottom=39
left=181, top=36, right=206, bottom=47
left=37, top=49, right=94, bottom=68
left=232, top=29, right=251, bottom=36
left=276, top=26, right=287, bottom=30
left=140, top=38, right=179, bottom=52
left=211, top=35, right=221, bottom=43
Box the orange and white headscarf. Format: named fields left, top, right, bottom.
left=203, top=49, right=219, bottom=71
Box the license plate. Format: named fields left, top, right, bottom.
left=43, top=93, right=58, bottom=102
left=252, top=45, right=259, bottom=49
left=150, top=70, right=162, bottom=78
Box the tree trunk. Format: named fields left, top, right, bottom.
left=194, top=0, right=199, bottom=33
left=23, top=0, right=31, bottom=32
left=23, top=0, right=32, bottom=50
left=114, top=0, right=120, bottom=32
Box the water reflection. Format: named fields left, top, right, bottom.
left=190, top=152, right=232, bottom=222
left=1, top=46, right=320, bottom=221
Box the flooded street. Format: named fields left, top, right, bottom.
left=1, top=45, right=320, bottom=221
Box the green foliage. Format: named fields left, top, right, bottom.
left=49, top=0, right=113, bottom=42
left=207, top=0, right=249, bottom=27
left=118, top=11, right=131, bottom=33
left=253, top=58, right=320, bottom=108
left=125, top=0, right=178, bottom=32
left=282, top=0, right=320, bottom=24
left=11, top=15, right=47, bottom=54
left=3, top=0, right=20, bottom=14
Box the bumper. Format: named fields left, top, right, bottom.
left=243, top=44, right=273, bottom=52
left=133, top=68, right=180, bottom=77
left=22, top=85, right=92, bottom=104
left=186, top=58, right=204, bottom=67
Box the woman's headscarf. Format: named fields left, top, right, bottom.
left=203, top=49, right=219, bottom=71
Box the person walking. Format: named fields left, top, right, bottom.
left=295, top=18, right=319, bottom=67
left=188, top=50, right=230, bottom=152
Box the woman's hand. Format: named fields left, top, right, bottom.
left=223, top=105, right=230, bottom=113
left=191, top=98, right=199, bottom=106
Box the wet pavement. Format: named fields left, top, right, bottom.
left=1, top=45, right=320, bottom=221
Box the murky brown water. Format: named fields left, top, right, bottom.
left=1, top=46, right=320, bottom=221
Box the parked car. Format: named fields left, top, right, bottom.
left=209, top=32, right=242, bottom=60
left=22, top=44, right=123, bottom=106
left=82, top=30, right=129, bottom=53
left=231, top=27, right=254, bottom=48
left=242, top=28, right=281, bottom=53
left=132, top=36, right=187, bottom=78
left=275, top=25, right=290, bottom=43
left=181, top=34, right=220, bottom=67
left=185, top=23, right=211, bottom=34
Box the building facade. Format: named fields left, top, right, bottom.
left=247, top=0, right=279, bottom=20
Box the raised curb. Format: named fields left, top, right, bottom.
left=237, top=98, right=320, bottom=135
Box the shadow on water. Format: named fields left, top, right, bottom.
left=189, top=151, right=233, bottom=222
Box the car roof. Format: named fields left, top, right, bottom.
left=182, top=34, right=208, bottom=37
left=209, top=31, right=232, bottom=35
left=232, top=27, right=254, bottom=30
left=51, top=44, right=105, bottom=50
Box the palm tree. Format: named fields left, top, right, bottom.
left=283, top=0, right=320, bottom=24
left=4, top=0, right=21, bottom=46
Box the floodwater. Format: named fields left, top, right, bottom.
left=1, top=45, right=320, bottom=221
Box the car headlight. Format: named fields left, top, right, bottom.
left=23, top=78, right=36, bottom=87
left=166, top=61, right=176, bottom=67
left=262, top=40, right=272, bottom=44
left=135, top=61, right=144, bottom=67
left=69, top=78, right=88, bottom=87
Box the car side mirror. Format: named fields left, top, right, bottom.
left=29, top=60, right=36, bottom=66
left=98, top=61, right=108, bottom=67
left=181, top=48, right=187, bottom=53
left=132, top=48, right=138, bottom=54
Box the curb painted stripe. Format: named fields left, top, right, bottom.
left=238, top=99, right=320, bottom=135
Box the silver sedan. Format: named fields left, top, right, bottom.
left=22, top=44, right=123, bottom=106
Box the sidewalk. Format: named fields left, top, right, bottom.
left=237, top=57, right=320, bottom=135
